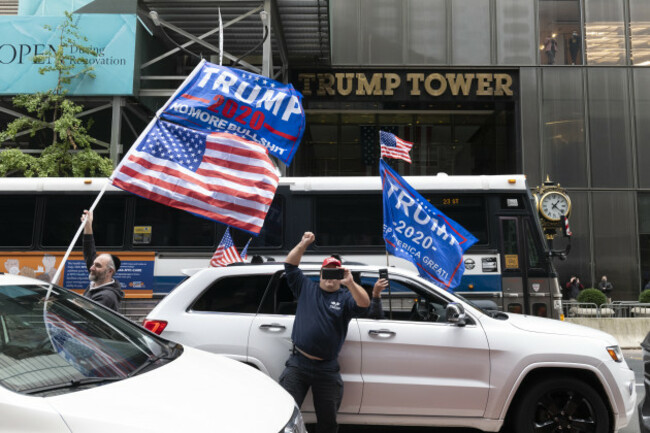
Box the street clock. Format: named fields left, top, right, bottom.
left=539, top=190, right=571, bottom=222
left=533, top=177, right=571, bottom=239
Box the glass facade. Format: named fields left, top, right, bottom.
left=315, top=0, right=648, bottom=300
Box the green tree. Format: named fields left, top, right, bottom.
left=0, top=11, right=113, bottom=177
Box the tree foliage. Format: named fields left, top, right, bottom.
left=0, top=11, right=113, bottom=177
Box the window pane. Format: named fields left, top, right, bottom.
left=231, top=196, right=284, bottom=249
left=630, top=0, right=650, bottom=65
left=496, top=0, right=536, bottom=65
left=425, top=195, right=488, bottom=245
left=585, top=0, right=625, bottom=65
left=541, top=68, right=587, bottom=187
left=501, top=218, right=520, bottom=271
left=587, top=68, right=632, bottom=188
left=520, top=68, right=541, bottom=187
left=330, top=0, right=360, bottom=65
left=407, top=0, right=447, bottom=64
left=525, top=220, right=544, bottom=269
left=314, top=195, right=384, bottom=247
left=0, top=196, right=35, bottom=247
left=42, top=195, right=125, bottom=248
left=451, top=0, right=491, bottom=64
left=538, top=0, right=582, bottom=66
left=361, top=0, right=403, bottom=64
left=192, top=275, right=271, bottom=313
left=634, top=69, right=650, bottom=187
left=133, top=198, right=214, bottom=248
left=592, top=192, right=638, bottom=301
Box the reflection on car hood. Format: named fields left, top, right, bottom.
left=46, top=346, right=295, bottom=433
left=506, top=313, right=617, bottom=344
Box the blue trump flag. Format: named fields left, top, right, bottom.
left=158, top=60, right=305, bottom=166
left=380, top=160, right=478, bottom=290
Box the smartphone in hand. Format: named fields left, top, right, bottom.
left=322, top=268, right=345, bottom=280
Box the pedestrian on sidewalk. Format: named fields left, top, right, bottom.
left=598, top=275, right=613, bottom=303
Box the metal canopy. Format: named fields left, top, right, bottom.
left=139, top=0, right=330, bottom=80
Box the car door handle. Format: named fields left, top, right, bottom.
left=259, top=323, right=286, bottom=331
left=368, top=329, right=396, bottom=338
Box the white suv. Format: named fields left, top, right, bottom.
left=145, top=263, right=636, bottom=433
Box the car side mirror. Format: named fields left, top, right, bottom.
left=446, top=302, right=466, bottom=327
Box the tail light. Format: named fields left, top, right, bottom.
left=142, top=319, right=168, bottom=335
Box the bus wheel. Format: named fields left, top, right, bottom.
left=512, top=376, right=609, bottom=433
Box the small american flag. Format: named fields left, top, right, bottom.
left=240, top=238, right=252, bottom=261
left=210, top=227, right=244, bottom=267
left=380, top=130, right=413, bottom=163
left=111, top=119, right=279, bottom=234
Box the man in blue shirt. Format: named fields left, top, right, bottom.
left=280, top=232, right=370, bottom=433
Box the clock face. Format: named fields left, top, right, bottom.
left=539, top=192, right=570, bottom=221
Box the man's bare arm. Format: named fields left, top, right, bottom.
left=285, top=232, right=315, bottom=266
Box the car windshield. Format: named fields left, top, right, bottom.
left=0, top=282, right=177, bottom=396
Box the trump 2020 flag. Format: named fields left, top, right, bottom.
left=380, top=160, right=477, bottom=290
left=111, top=119, right=279, bottom=235
left=210, top=227, right=243, bottom=267
left=159, top=60, right=305, bottom=166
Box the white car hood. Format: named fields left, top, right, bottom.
left=46, top=346, right=295, bottom=433
left=504, top=313, right=618, bottom=344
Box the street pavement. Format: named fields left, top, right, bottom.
left=335, top=349, right=645, bottom=433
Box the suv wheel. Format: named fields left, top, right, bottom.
left=513, top=376, right=609, bottom=433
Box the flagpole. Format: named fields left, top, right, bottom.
left=48, top=181, right=109, bottom=297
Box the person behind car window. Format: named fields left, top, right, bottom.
left=279, top=232, right=370, bottom=433
left=80, top=210, right=124, bottom=311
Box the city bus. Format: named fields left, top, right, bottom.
left=0, top=175, right=565, bottom=318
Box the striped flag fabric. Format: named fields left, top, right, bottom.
left=379, top=130, right=413, bottom=163
left=210, top=227, right=244, bottom=267
left=111, top=119, right=279, bottom=234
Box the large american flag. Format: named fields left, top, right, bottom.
left=210, top=227, right=243, bottom=267
left=111, top=119, right=279, bottom=234
left=380, top=130, right=413, bottom=163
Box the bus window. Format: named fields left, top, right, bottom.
left=500, top=218, right=520, bottom=271
left=133, top=198, right=215, bottom=248
left=1, top=196, right=36, bottom=247
left=232, top=195, right=284, bottom=249
left=533, top=303, right=548, bottom=317
left=525, top=220, right=545, bottom=269
left=508, top=303, right=523, bottom=314
left=41, top=195, right=126, bottom=248
left=314, top=195, right=384, bottom=247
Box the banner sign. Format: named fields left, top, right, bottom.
left=1, top=251, right=155, bottom=296
left=159, top=60, right=305, bottom=165
left=0, top=14, right=136, bottom=95
left=380, top=160, right=478, bottom=290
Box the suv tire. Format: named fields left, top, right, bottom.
left=512, top=376, right=609, bottom=433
